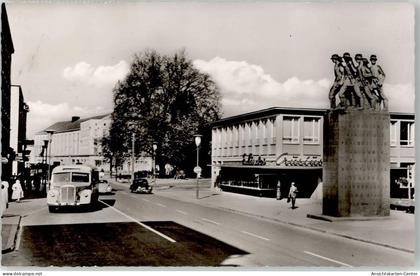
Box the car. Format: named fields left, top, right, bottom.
left=130, top=177, right=152, bottom=194
left=98, top=179, right=112, bottom=193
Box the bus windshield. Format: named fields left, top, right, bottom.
left=52, top=172, right=90, bottom=184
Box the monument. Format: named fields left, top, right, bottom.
left=323, top=53, right=390, bottom=217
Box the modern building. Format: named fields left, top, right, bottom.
left=211, top=107, right=415, bottom=199
left=1, top=3, right=15, bottom=182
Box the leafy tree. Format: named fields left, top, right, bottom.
left=104, top=50, right=221, bottom=176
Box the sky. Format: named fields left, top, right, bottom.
left=5, top=1, right=415, bottom=138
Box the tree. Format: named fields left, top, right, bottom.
left=105, top=49, right=221, bottom=176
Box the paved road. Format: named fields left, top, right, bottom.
left=2, top=182, right=415, bottom=267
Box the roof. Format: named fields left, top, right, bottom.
left=212, top=106, right=415, bottom=127
left=52, top=165, right=94, bottom=174
left=212, top=107, right=327, bottom=127
left=36, top=114, right=110, bottom=135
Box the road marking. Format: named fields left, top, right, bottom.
left=241, top=231, right=270, bottom=241
left=201, top=218, right=220, bottom=225
left=156, top=203, right=166, bottom=208
left=304, top=251, right=353, bottom=267
left=98, top=199, right=176, bottom=243
left=176, top=209, right=188, bottom=215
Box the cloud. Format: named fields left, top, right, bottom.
left=26, top=100, right=110, bottom=139
left=193, top=57, right=414, bottom=117
left=63, top=60, right=129, bottom=87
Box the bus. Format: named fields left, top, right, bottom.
left=47, top=165, right=99, bottom=212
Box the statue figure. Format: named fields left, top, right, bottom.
left=338, top=53, right=364, bottom=109
left=329, top=54, right=345, bottom=108
left=355, top=54, right=375, bottom=109
left=369, top=55, right=388, bottom=110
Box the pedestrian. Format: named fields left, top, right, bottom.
left=33, top=173, right=41, bottom=193
left=288, top=182, right=298, bottom=209
left=11, top=180, right=24, bottom=202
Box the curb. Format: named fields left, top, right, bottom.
left=2, top=216, right=21, bottom=254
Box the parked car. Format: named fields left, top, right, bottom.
left=98, top=179, right=112, bottom=193
left=130, top=173, right=152, bottom=194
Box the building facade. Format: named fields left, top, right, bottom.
left=211, top=107, right=415, bottom=199
left=1, top=3, right=15, bottom=182
left=32, top=114, right=153, bottom=174
left=33, top=115, right=112, bottom=171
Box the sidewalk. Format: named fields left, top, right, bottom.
left=148, top=178, right=415, bottom=253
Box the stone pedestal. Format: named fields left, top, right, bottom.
left=323, top=109, right=390, bottom=217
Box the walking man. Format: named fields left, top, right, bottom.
left=288, top=182, right=298, bottom=209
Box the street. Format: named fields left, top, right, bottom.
left=1, top=180, right=415, bottom=267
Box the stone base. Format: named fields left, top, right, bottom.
left=307, top=213, right=391, bottom=222
left=322, top=109, right=390, bottom=217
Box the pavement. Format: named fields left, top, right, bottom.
left=1, top=177, right=416, bottom=255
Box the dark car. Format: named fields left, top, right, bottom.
left=130, top=174, right=152, bottom=194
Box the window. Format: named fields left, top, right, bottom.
left=400, top=121, right=414, bottom=146
left=303, top=117, right=320, bottom=144
left=390, top=121, right=397, bottom=147
left=283, top=116, right=300, bottom=143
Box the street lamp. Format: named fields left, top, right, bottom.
left=194, top=134, right=202, bottom=199
left=131, top=132, right=135, bottom=184
left=152, top=142, right=158, bottom=186
left=45, top=129, right=55, bottom=191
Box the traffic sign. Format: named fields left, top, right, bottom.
left=193, top=166, right=202, bottom=174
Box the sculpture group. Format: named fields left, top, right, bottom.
left=329, top=53, right=387, bottom=111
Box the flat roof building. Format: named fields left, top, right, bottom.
left=211, top=107, right=414, bottom=199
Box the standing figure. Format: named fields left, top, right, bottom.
left=11, top=180, right=24, bottom=202
left=329, top=54, right=345, bottom=108
left=370, top=55, right=388, bottom=110
left=288, top=182, right=298, bottom=209
left=338, top=53, right=364, bottom=109
left=355, top=54, right=375, bottom=109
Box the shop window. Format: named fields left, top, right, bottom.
left=303, top=117, right=320, bottom=144
left=400, top=121, right=414, bottom=147
left=283, top=116, right=300, bottom=143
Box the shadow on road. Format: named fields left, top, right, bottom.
left=50, top=199, right=116, bottom=213
left=4, top=221, right=249, bottom=267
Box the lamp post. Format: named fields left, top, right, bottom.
left=152, top=142, right=157, bottom=186
left=45, top=129, right=55, bottom=190
left=194, top=134, right=202, bottom=199
left=131, top=132, right=135, bottom=184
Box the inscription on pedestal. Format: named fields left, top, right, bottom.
left=323, top=110, right=390, bottom=217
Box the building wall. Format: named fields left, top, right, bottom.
left=212, top=111, right=324, bottom=191
left=1, top=3, right=15, bottom=182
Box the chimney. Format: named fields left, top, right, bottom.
left=71, top=116, right=80, bottom=122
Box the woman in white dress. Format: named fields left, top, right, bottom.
left=11, top=180, right=24, bottom=202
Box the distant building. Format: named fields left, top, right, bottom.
left=10, top=85, right=30, bottom=176
left=32, top=114, right=152, bottom=173
left=1, top=3, right=15, bottom=182
left=211, top=107, right=415, bottom=199
left=33, top=114, right=111, bottom=170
